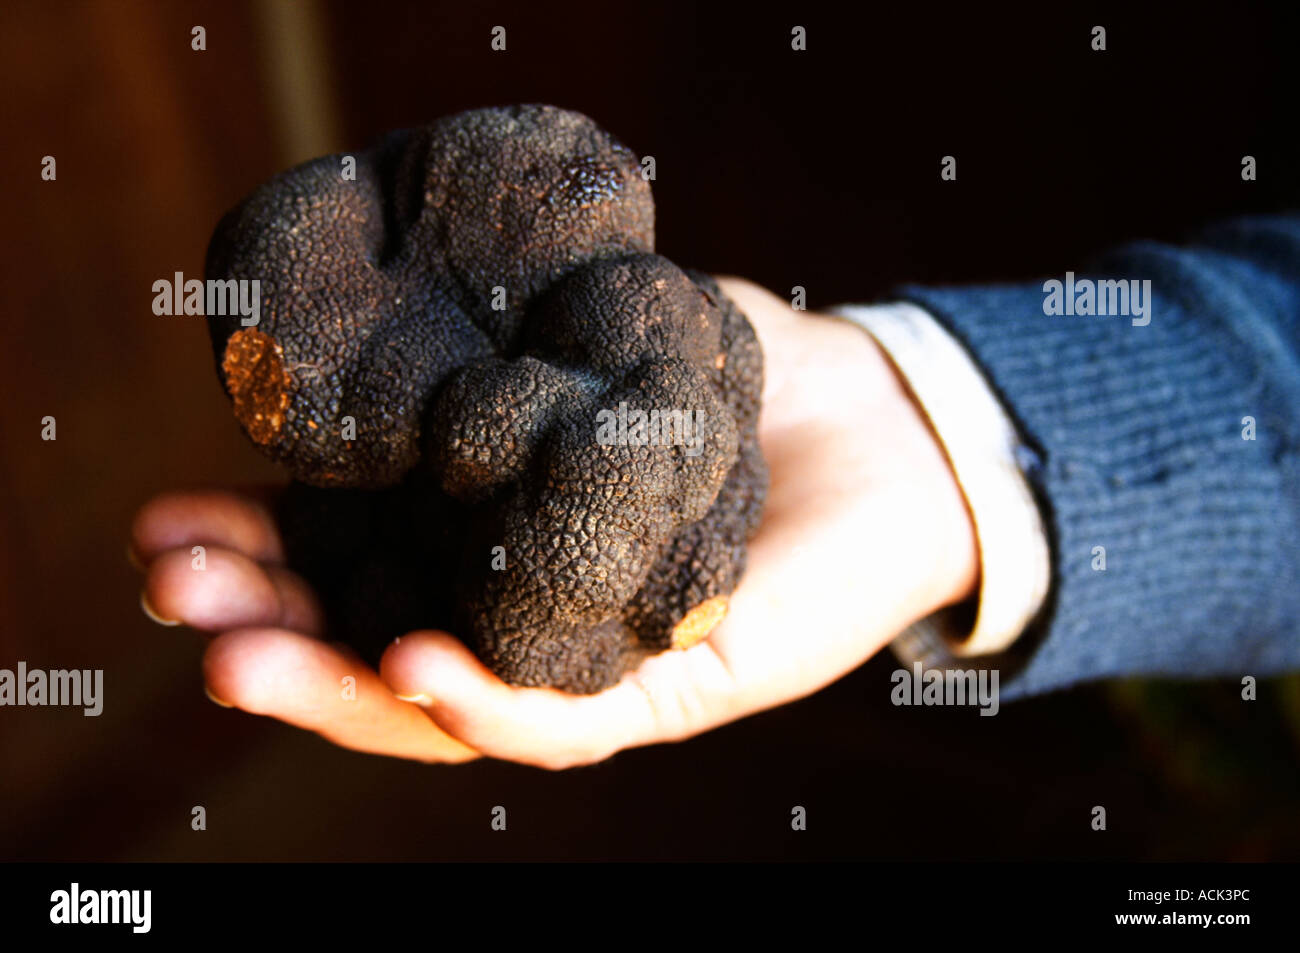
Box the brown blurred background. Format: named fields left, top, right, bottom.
left=2, top=0, right=1298, bottom=861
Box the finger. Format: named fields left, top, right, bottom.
left=142, top=544, right=323, bottom=636
left=379, top=632, right=680, bottom=770
left=130, top=489, right=284, bottom=567
left=204, top=628, right=479, bottom=764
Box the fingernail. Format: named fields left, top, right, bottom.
left=395, top=692, right=432, bottom=705
left=205, top=686, right=234, bottom=708
left=139, top=591, right=180, bottom=626
left=126, top=543, right=144, bottom=571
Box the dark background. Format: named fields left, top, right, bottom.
left=2, top=0, right=1297, bottom=861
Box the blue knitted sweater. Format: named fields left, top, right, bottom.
left=899, top=214, right=1300, bottom=700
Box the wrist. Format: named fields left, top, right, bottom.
left=711, top=277, right=981, bottom=637
left=862, top=327, right=981, bottom=614
left=831, top=301, right=1051, bottom=659
left=807, top=309, right=981, bottom=616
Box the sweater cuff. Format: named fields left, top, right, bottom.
left=829, top=302, right=1051, bottom=661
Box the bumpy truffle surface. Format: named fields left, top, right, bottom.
left=206, top=105, right=768, bottom=693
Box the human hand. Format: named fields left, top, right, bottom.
left=130, top=278, right=977, bottom=768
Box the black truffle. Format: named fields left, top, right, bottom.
left=205, top=105, right=768, bottom=693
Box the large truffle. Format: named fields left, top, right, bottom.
left=205, top=105, right=768, bottom=693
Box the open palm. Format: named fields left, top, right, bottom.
left=130, top=278, right=977, bottom=769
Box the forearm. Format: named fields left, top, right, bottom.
left=890, top=214, right=1300, bottom=698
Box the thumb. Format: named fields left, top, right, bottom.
left=379, top=631, right=658, bottom=769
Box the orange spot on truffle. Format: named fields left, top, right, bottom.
left=670, top=595, right=729, bottom=649
left=222, top=328, right=290, bottom=446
